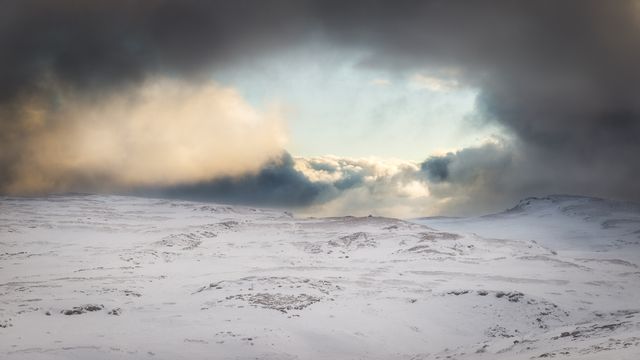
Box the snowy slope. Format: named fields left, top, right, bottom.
left=1, top=194, right=639, bottom=359
left=415, top=195, right=640, bottom=253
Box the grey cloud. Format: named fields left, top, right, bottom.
left=417, top=142, right=518, bottom=215
left=2, top=0, right=640, bottom=213
left=136, top=142, right=556, bottom=217
left=441, top=143, right=513, bottom=187
left=421, top=142, right=515, bottom=185
left=317, top=0, right=640, bottom=206
left=141, top=153, right=335, bottom=208
left=140, top=153, right=429, bottom=217
left=0, top=0, right=317, bottom=191
left=0, top=0, right=314, bottom=103
left=421, top=157, right=451, bottom=183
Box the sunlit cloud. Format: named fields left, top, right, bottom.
left=410, top=73, right=461, bottom=92
left=3, top=78, right=287, bottom=194
left=370, top=78, right=391, bottom=86
left=292, top=155, right=433, bottom=217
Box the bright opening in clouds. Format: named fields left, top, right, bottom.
left=214, top=43, right=495, bottom=161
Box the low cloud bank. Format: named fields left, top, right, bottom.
left=144, top=140, right=525, bottom=217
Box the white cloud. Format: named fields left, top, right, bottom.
left=370, top=78, right=391, bottom=86
left=410, top=73, right=460, bottom=92
left=292, top=155, right=435, bottom=218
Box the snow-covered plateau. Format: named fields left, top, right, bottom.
left=1, top=194, right=639, bottom=359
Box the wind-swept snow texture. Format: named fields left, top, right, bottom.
left=1, top=194, right=640, bottom=359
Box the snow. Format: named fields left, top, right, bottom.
left=1, top=194, right=639, bottom=359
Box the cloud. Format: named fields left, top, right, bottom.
left=421, top=142, right=513, bottom=187
left=144, top=153, right=432, bottom=217
left=418, top=140, right=520, bottom=215
left=3, top=1, right=640, bottom=214
left=144, top=153, right=331, bottom=207
left=410, top=73, right=460, bottom=92
left=0, top=1, right=306, bottom=195
left=0, top=0, right=314, bottom=104
left=318, top=0, right=640, bottom=204
left=421, top=157, right=451, bottom=183
left=370, top=78, right=391, bottom=87
left=148, top=145, right=520, bottom=217
left=1, top=78, right=286, bottom=194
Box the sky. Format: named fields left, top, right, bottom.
left=1, top=0, right=640, bottom=217
left=213, top=42, right=492, bottom=160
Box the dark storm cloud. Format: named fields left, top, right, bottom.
left=0, top=0, right=314, bottom=102
left=315, top=0, right=640, bottom=205
left=1, top=0, right=313, bottom=193
left=417, top=141, right=520, bottom=215
left=421, top=157, right=451, bottom=183
left=422, top=143, right=513, bottom=186
left=145, top=153, right=336, bottom=207
left=141, top=153, right=424, bottom=216
left=2, top=0, right=640, bottom=212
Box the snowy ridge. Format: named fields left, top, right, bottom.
left=417, top=195, right=640, bottom=253
left=1, top=195, right=640, bottom=359
left=501, top=194, right=640, bottom=220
